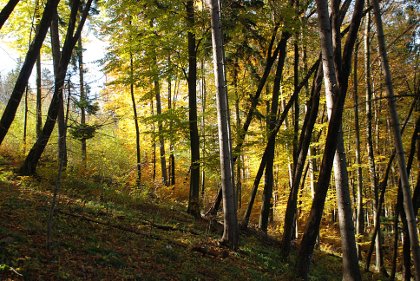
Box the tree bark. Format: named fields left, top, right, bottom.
left=371, top=0, right=420, bottom=278
left=281, top=61, right=322, bottom=257
left=50, top=10, right=67, bottom=168
left=200, top=59, right=207, bottom=198
left=259, top=32, right=289, bottom=232
left=0, top=0, right=60, bottom=145
left=153, top=62, right=168, bottom=186
left=129, top=48, right=141, bottom=187
left=208, top=0, right=238, bottom=250
left=364, top=5, right=386, bottom=273
left=186, top=0, right=200, bottom=218
left=19, top=0, right=93, bottom=175
left=36, top=56, right=42, bottom=138
left=352, top=41, right=364, bottom=259
left=296, top=0, right=364, bottom=279
left=205, top=25, right=291, bottom=215
left=78, top=36, right=87, bottom=167
left=240, top=60, right=320, bottom=228
left=332, top=0, right=364, bottom=279
left=0, top=0, right=20, bottom=30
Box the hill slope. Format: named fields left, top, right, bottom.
left=0, top=158, right=362, bottom=281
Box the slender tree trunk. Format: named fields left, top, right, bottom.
left=352, top=41, right=364, bottom=258
left=205, top=26, right=291, bottom=214
left=78, top=37, right=87, bottom=167
left=46, top=134, right=65, bottom=249
left=259, top=33, right=289, bottom=232
left=200, top=59, right=206, bottom=198
left=0, top=0, right=20, bottom=30
left=151, top=100, right=156, bottom=183
left=364, top=7, right=385, bottom=273
left=129, top=49, right=141, bottom=187
left=19, top=0, right=93, bottom=175
left=36, top=56, right=42, bottom=138
left=282, top=61, right=322, bottom=257
left=50, top=9, right=67, bottom=169
left=0, top=0, right=60, bottom=145
left=208, top=0, right=238, bottom=250
left=296, top=0, right=364, bottom=279
left=23, top=87, right=28, bottom=154
left=186, top=0, right=200, bottom=217
left=167, top=58, right=175, bottom=186
left=234, top=60, right=242, bottom=209
left=365, top=154, right=392, bottom=274
left=241, top=60, right=320, bottom=228
left=329, top=1, right=362, bottom=278
left=57, top=93, right=67, bottom=167
left=153, top=66, right=168, bottom=186
left=293, top=33, right=299, bottom=173
left=371, top=0, right=420, bottom=278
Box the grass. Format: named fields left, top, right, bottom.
left=0, top=156, right=385, bottom=280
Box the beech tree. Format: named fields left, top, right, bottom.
left=296, top=0, right=364, bottom=279
left=207, top=0, right=238, bottom=249
left=20, top=0, right=94, bottom=175
left=0, top=0, right=60, bottom=145
left=186, top=0, right=200, bottom=218
left=371, top=0, right=420, bottom=277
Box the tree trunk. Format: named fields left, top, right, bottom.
left=167, top=57, right=175, bottom=186
left=78, top=37, right=87, bottom=167
left=319, top=1, right=363, bottom=279
left=296, top=0, right=363, bottom=279
left=208, top=0, right=238, bottom=250
left=352, top=41, right=364, bottom=259
left=205, top=25, right=291, bottom=215
left=233, top=59, right=242, bottom=209
left=186, top=0, right=200, bottom=218
left=19, top=0, right=93, bottom=175
left=153, top=64, right=168, bottom=186
left=282, top=61, right=322, bottom=257
left=259, top=33, right=289, bottom=232
left=36, top=56, right=42, bottom=138
left=200, top=59, right=206, bottom=198
left=130, top=49, right=141, bottom=187
left=0, top=0, right=60, bottom=145
left=0, top=0, right=20, bottom=30
left=364, top=6, right=385, bottom=273
left=151, top=101, right=156, bottom=182
left=240, top=60, right=320, bottom=228
left=371, top=0, right=420, bottom=278
left=23, top=87, right=28, bottom=154
left=50, top=10, right=67, bottom=168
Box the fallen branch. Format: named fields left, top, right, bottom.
left=58, top=209, right=200, bottom=236
left=58, top=209, right=151, bottom=236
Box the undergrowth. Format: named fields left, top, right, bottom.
left=0, top=155, right=386, bottom=280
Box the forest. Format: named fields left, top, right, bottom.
left=0, top=0, right=419, bottom=280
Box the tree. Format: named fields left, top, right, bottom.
left=282, top=60, right=322, bottom=258
left=371, top=0, right=420, bottom=278
left=186, top=0, right=200, bottom=218
left=20, top=0, right=94, bottom=175
left=129, top=45, right=142, bottom=187
left=207, top=0, right=238, bottom=250
left=327, top=0, right=362, bottom=279
left=78, top=36, right=87, bottom=166
left=0, top=0, right=60, bottom=145
left=352, top=40, right=364, bottom=258
left=259, top=31, right=289, bottom=232
left=295, top=0, right=364, bottom=279
left=0, top=0, right=20, bottom=30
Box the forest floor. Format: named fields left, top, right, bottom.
left=0, top=154, right=382, bottom=281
